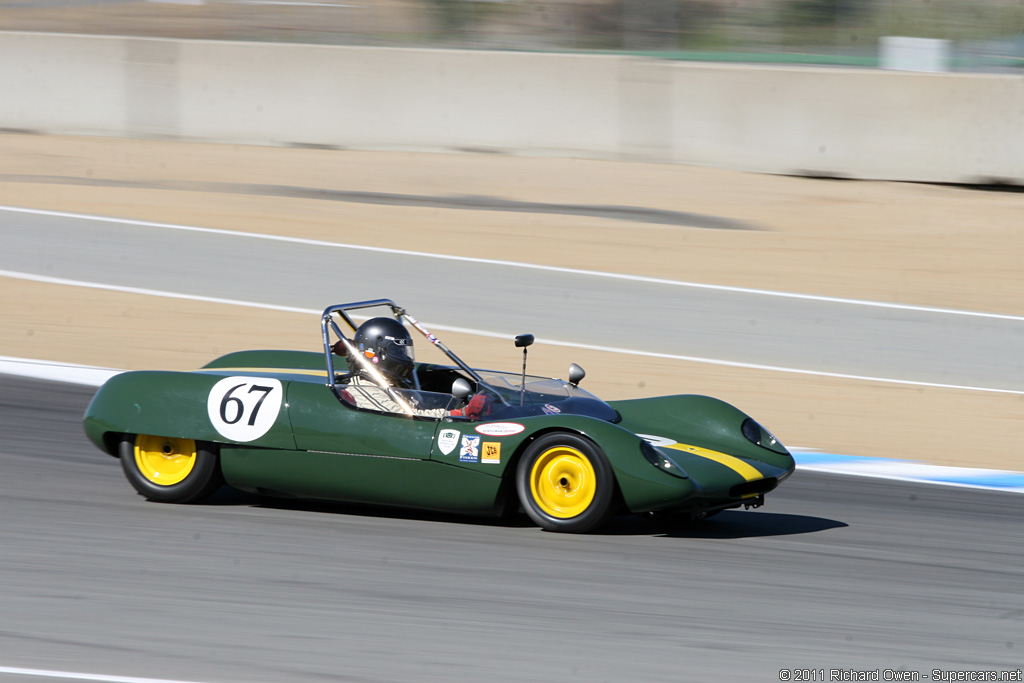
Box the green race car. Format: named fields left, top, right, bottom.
left=83, top=299, right=795, bottom=533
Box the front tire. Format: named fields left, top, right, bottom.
left=516, top=433, right=615, bottom=533
left=119, top=433, right=222, bottom=503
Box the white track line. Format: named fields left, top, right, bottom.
left=0, top=665, right=209, bottom=683
left=3, top=270, right=1022, bottom=395
left=0, top=270, right=316, bottom=315
left=3, top=205, right=1022, bottom=322
left=0, top=355, right=121, bottom=385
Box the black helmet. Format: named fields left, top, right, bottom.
left=350, top=317, right=415, bottom=387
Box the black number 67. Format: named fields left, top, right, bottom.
left=219, top=383, right=274, bottom=426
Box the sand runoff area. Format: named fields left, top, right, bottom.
left=1, top=133, right=1022, bottom=472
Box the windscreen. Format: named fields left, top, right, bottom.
left=475, top=370, right=602, bottom=406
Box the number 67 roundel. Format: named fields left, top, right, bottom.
left=206, top=376, right=284, bottom=442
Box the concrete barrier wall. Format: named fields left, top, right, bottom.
left=2, top=31, right=1022, bottom=183
left=0, top=32, right=127, bottom=133
left=177, top=42, right=622, bottom=156
left=668, top=64, right=1024, bottom=182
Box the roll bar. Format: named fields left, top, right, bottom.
left=320, top=299, right=485, bottom=391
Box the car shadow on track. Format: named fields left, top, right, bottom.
left=202, top=486, right=539, bottom=529
left=202, top=487, right=846, bottom=537
left=600, top=509, right=849, bottom=539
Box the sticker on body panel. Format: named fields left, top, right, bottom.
left=474, top=422, right=525, bottom=437
left=437, top=429, right=460, bottom=455
left=207, top=376, right=284, bottom=442
left=460, top=435, right=480, bottom=463
left=481, top=442, right=501, bottom=464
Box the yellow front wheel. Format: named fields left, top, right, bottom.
left=517, top=433, right=615, bottom=533
left=119, top=434, right=222, bottom=503
left=529, top=446, right=598, bottom=519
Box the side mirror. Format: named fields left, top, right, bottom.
left=515, top=334, right=535, bottom=348
left=568, top=363, right=586, bottom=386
left=452, top=378, right=474, bottom=401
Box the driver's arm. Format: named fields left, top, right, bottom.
left=451, top=392, right=494, bottom=419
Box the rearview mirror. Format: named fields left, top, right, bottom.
left=452, top=378, right=474, bottom=400
left=568, top=363, right=586, bottom=386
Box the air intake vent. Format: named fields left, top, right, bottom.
left=729, top=478, right=778, bottom=498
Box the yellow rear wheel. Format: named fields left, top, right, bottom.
left=119, top=434, right=222, bottom=503
left=134, top=435, right=198, bottom=486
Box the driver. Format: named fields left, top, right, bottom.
left=335, top=317, right=492, bottom=419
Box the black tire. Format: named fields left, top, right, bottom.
left=118, top=433, right=222, bottom=503
left=515, top=432, right=616, bottom=533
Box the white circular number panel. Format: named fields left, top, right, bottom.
left=207, top=376, right=284, bottom=442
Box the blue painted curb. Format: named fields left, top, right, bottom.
left=793, top=451, right=1024, bottom=493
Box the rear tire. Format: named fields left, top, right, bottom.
left=119, top=433, right=222, bottom=503
left=516, top=433, right=615, bottom=533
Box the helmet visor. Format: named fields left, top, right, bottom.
left=383, top=335, right=414, bottom=365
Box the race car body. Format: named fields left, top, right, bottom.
left=83, top=299, right=795, bottom=533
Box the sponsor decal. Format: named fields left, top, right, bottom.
left=207, top=376, right=284, bottom=443
left=481, top=442, right=501, bottom=464
left=459, top=435, right=480, bottom=463
left=474, top=422, right=525, bottom=437
left=437, top=429, right=460, bottom=456
left=637, top=433, right=678, bottom=448
left=542, top=404, right=561, bottom=415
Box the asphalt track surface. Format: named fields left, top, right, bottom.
left=2, top=374, right=1022, bottom=683
left=3, top=209, right=1024, bottom=392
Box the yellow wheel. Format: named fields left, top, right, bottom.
left=134, top=435, right=197, bottom=486
left=119, top=434, right=222, bottom=503
left=516, top=433, right=615, bottom=533
left=529, top=446, right=598, bottom=519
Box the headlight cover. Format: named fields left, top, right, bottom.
left=640, top=441, right=689, bottom=479
left=741, top=418, right=787, bottom=454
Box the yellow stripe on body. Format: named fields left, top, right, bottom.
left=666, top=443, right=763, bottom=482
left=198, top=367, right=329, bottom=378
